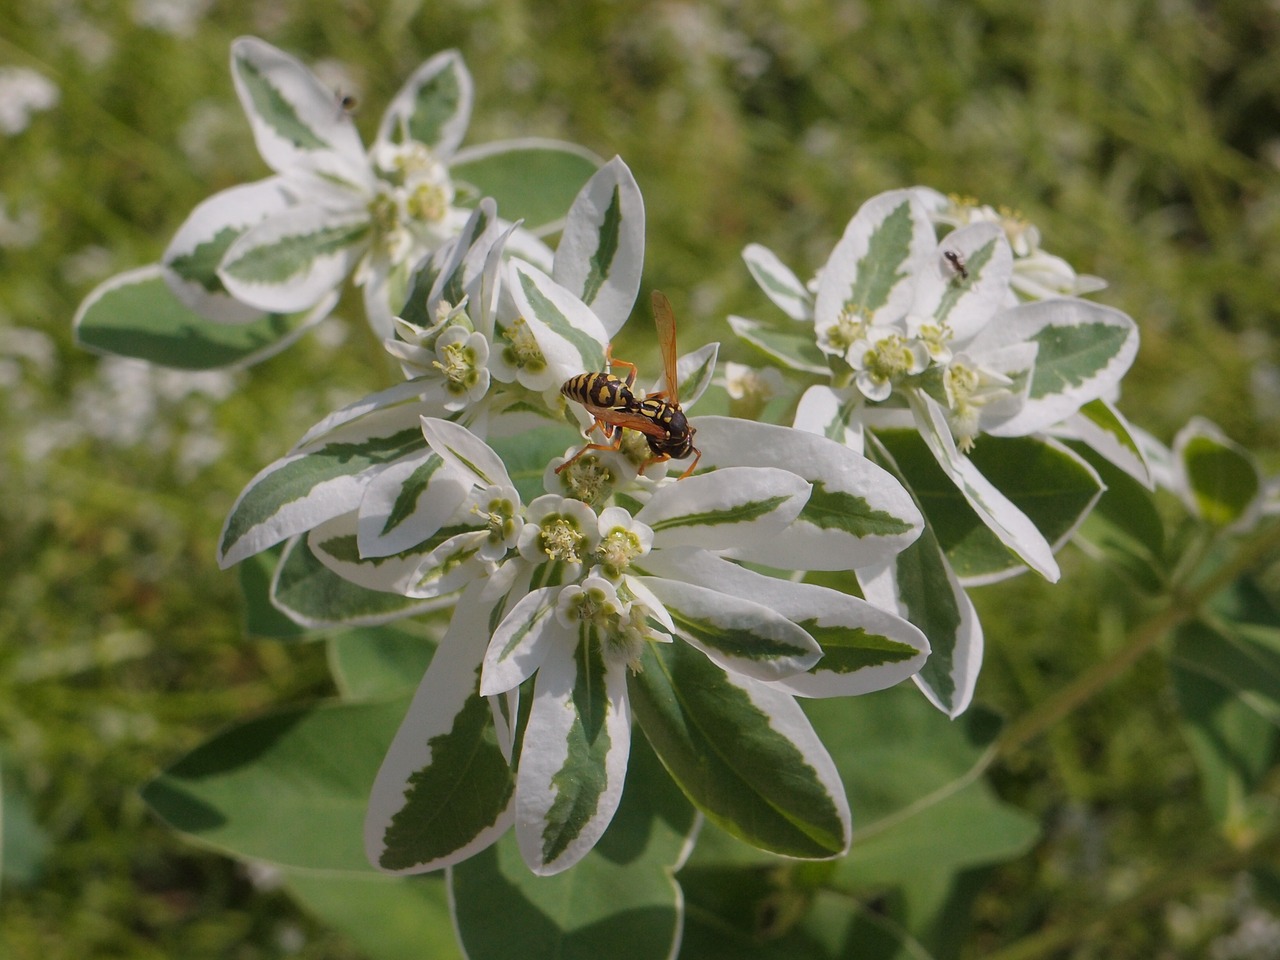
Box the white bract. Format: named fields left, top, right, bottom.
left=364, top=411, right=929, bottom=876
left=160, top=37, right=585, bottom=336
left=732, top=187, right=1140, bottom=716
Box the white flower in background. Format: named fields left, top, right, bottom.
left=161, top=37, right=590, bottom=335
left=132, top=0, right=212, bottom=36
left=0, top=66, right=59, bottom=136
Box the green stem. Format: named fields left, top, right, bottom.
left=996, top=518, right=1280, bottom=759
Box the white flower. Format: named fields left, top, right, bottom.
left=162, top=38, right=549, bottom=336
left=0, top=67, right=59, bottom=136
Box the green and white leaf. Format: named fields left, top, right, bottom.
left=794, top=384, right=864, bottom=450
left=1053, top=398, right=1152, bottom=489
left=635, top=467, right=810, bottom=553
left=693, top=416, right=922, bottom=570
left=637, top=576, right=821, bottom=682
left=219, top=413, right=427, bottom=567
left=727, top=313, right=829, bottom=374
left=971, top=298, right=1139, bottom=437
left=294, top=378, right=446, bottom=450
left=219, top=204, right=370, bottom=315
left=552, top=156, right=644, bottom=337
left=667, top=342, right=720, bottom=410
left=742, top=242, right=813, bottom=321
left=377, top=49, right=473, bottom=156
left=402, top=530, right=489, bottom=600
left=508, top=259, right=608, bottom=379
left=74, top=264, right=332, bottom=371
left=230, top=36, right=367, bottom=176
left=274, top=535, right=452, bottom=628
left=629, top=640, right=850, bottom=858
left=450, top=733, right=694, bottom=960
left=863, top=432, right=982, bottom=717
left=356, top=448, right=472, bottom=558
left=366, top=580, right=516, bottom=874
left=515, top=629, right=631, bottom=875
left=813, top=189, right=935, bottom=332
left=162, top=178, right=293, bottom=323
left=480, top=587, right=565, bottom=696
left=419, top=416, right=516, bottom=491
left=1173, top=417, right=1263, bottom=530
left=644, top=549, right=929, bottom=696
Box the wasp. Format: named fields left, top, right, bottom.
left=557, top=291, right=701, bottom=479
left=943, top=249, right=969, bottom=281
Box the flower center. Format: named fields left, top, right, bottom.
left=558, top=455, right=617, bottom=507
left=501, top=317, right=546, bottom=372
left=477, top=496, right=519, bottom=547
left=824, top=305, right=870, bottom=354
left=862, top=334, right=916, bottom=383
left=434, top=340, right=481, bottom=395
left=538, top=517, right=586, bottom=564
left=596, top=528, right=643, bottom=579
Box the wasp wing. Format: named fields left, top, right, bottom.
left=651, top=290, right=680, bottom=404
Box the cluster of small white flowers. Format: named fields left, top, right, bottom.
left=0, top=66, right=59, bottom=136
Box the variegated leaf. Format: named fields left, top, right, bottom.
left=863, top=433, right=985, bottom=717
left=634, top=466, right=810, bottom=552
left=793, top=384, right=864, bottom=450
left=272, top=535, right=453, bottom=628
left=693, top=416, right=922, bottom=570
left=514, top=628, right=631, bottom=875
left=356, top=448, right=472, bottom=558
left=219, top=205, right=370, bottom=314
left=508, top=260, right=608, bottom=379
left=643, top=549, right=929, bottom=697
left=907, top=394, right=1060, bottom=581
left=163, top=178, right=292, bottom=323
left=629, top=640, right=850, bottom=858
left=910, top=222, right=1012, bottom=343
left=419, top=416, right=515, bottom=491
left=972, top=298, right=1139, bottom=437
left=219, top=418, right=426, bottom=567
left=727, top=313, right=829, bottom=374
left=1174, top=417, right=1263, bottom=529
left=480, top=587, right=565, bottom=696
left=366, top=580, right=516, bottom=873
left=552, top=156, right=644, bottom=337
left=377, top=49, right=473, bottom=157
left=230, top=36, right=367, bottom=176
left=742, top=242, right=813, bottom=321
left=1056, top=398, right=1153, bottom=489
left=814, top=189, right=935, bottom=331
left=636, top=576, right=821, bottom=682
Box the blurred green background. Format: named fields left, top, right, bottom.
left=2, top=0, right=1279, bottom=957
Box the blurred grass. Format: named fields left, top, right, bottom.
left=2, top=0, right=1279, bottom=957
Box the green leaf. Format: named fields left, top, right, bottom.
left=142, top=699, right=408, bottom=872
left=450, top=733, right=695, bottom=960
left=2, top=762, right=50, bottom=888
left=328, top=623, right=436, bottom=700
left=1027, top=320, right=1133, bottom=400
left=73, top=265, right=323, bottom=370
left=1170, top=620, right=1280, bottom=829
left=806, top=687, right=1038, bottom=886
left=238, top=545, right=310, bottom=640
left=451, top=141, right=601, bottom=231
left=1069, top=440, right=1166, bottom=591
left=284, top=871, right=462, bottom=960
left=629, top=641, right=848, bottom=859
left=1175, top=418, right=1262, bottom=528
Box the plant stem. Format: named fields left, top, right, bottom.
left=995, top=519, right=1280, bottom=759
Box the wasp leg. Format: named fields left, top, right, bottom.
left=604, top=347, right=638, bottom=390
left=555, top=437, right=625, bottom=474
left=675, top=447, right=702, bottom=480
